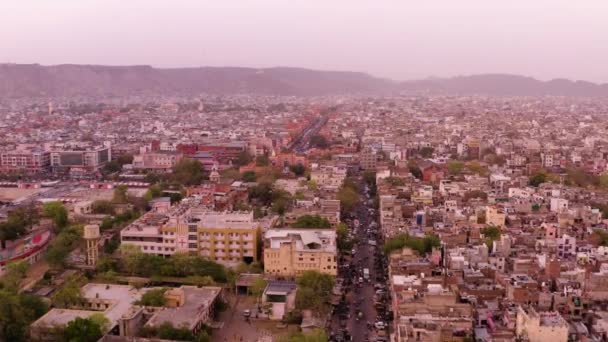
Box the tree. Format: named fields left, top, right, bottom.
left=409, top=165, right=422, bottom=180
left=233, top=151, right=253, bottom=167
left=171, top=159, right=205, bottom=186
left=120, top=244, right=144, bottom=276
left=336, top=223, right=353, bottom=253
left=383, top=234, right=440, bottom=255
left=419, top=147, right=434, bottom=158
left=242, top=170, right=257, bottom=182
left=156, top=322, right=194, bottom=341
left=466, top=161, right=488, bottom=176
left=143, top=184, right=163, bottom=202
left=43, top=201, right=68, bottom=229
left=1, top=261, right=29, bottom=293
left=447, top=160, right=465, bottom=175
left=310, top=135, right=329, bottom=149
left=0, top=290, right=48, bottom=341
left=290, top=163, right=306, bottom=176
left=89, top=313, right=110, bottom=332
left=91, top=200, right=115, bottom=215
left=529, top=172, right=547, bottom=187
left=255, top=154, right=270, bottom=167
left=52, top=277, right=84, bottom=308
left=138, top=288, right=167, bottom=307
left=295, top=271, right=335, bottom=314
left=291, top=215, right=331, bottom=228
left=481, top=225, right=501, bottom=249
left=112, top=185, right=129, bottom=204
left=250, top=277, right=267, bottom=303
left=338, top=186, right=359, bottom=213
left=46, top=225, right=82, bottom=267
left=64, top=317, right=103, bottom=342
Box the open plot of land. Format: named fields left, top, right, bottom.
left=0, top=187, right=43, bottom=202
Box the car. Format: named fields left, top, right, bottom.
left=374, top=321, right=386, bottom=329
left=242, top=309, right=251, bottom=317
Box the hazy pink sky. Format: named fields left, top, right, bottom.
left=1, top=0, right=607, bottom=82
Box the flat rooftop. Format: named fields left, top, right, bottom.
left=146, top=286, right=221, bottom=330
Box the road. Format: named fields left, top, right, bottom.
left=289, top=115, right=328, bottom=153
left=329, top=174, right=389, bottom=342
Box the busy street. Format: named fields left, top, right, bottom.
left=330, top=173, right=390, bottom=342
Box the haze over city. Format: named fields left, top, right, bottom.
left=4, top=2, right=608, bottom=342
left=2, top=0, right=608, bottom=82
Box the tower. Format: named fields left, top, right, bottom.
left=84, top=224, right=100, bottom=267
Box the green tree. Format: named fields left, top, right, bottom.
left=43, top=201, right=69, bottom=229
left=137, top=288, right=167, bottom=307
left=409, top=165, right=423, bottom=179
left=91, top=200, right=115, bottom=215
left=156, top=322, right=195, bottom=341
left=419, top=147, right=434, bottom=158
left=289, top=163, right=306, bottom=176
left=336, top=223, right=353, bottom=253
left=529, top=172, right=547, bottom=187
left=242, top=170, right=257, bottom=182
left=52, top=277, right=84, bottom=308
left=89, top=313, right=110, bottom=332
left=295, top=271, right=335, bottom=314
left=255, top=154, right=270, bottom=167
left=112, top=185, right=129, bottom=204
left=447, top=160, right=465, bottom=175
left=250, top=277, right=267, bottom=304
left=64, top=317, right=103, bottom=342
left=46, top=225, right=82, bottom=267
left=291, top=215, right=331, bottom=228
left=120, top=244, right=144, bottom=276
left=467, top=161, right=488, bottom=176
left=171, top=159, right=205, bottom=186
left=233, top=151, right=253, bottom=167
left=338, top=186, right=359, bottom=213
left=143, top=184, right=163, bottom=202
left=310, top=134, right=329, bottom=149
left=0, top=291, right=48, bottom=341
left=481, top=225, right=501, bottom=249
left=1, top=261, right=29, bottom=293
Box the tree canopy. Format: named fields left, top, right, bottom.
left=383, top=233, right=440, bottom=255
left=295, top=271, right=335, bottom=314
left=137, top=288, right=167, bottom=307
left=43, top=201, right=68, bottom=229
left=291, top=215, right=331, bottom=228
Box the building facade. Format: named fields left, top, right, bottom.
left=120, top=203, right=258, bottom=265
left=263, top=229, right=337, bottom=278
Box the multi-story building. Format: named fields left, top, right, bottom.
left=0, top=145, right=50, bottom=173
left=360, top=146, right=377, bottom=171
left=48, top=143, right=111, bottom=174
left=263, top=229, right=337, bottom=277
left=516, top=307, right=568, bottom=342
left=120, top=202, right=258, bottom=265
left=310, top=164, right=347, bottom=190
left=132, top=151, right=183, bottom=172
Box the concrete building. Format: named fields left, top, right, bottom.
left=486, top=206, right=506, bottom=228
left=360, top=146, right=377, bottom=171
left=0, top=145, right=50, bottom=173
left=516, top=306, right=568, bottom=342
left=264, top=229, right=337, bottom=277
left=262, top=281, right=297, bottom=320
left=121, top=203, right=258, bottom=265
left=49, top=143, right=111, bottom=174
left=131, top=151, right=183, bottom=172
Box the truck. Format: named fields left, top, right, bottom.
left=363, top=268, right=370, bottom=281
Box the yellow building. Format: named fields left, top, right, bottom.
left=264, top=229, right=337, bottom=278
left=121, top=204, right=258, bottom=265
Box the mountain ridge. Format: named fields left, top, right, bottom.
left=0, top=63, right=607, bottom=98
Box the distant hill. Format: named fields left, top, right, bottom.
left=0, top=64, right=392, bottom=98
left=400, top=74, right=608, bottom=97
left=0, top=64, right=607, bottom=98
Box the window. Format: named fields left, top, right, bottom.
left=188, top=243, right=197, bottom=249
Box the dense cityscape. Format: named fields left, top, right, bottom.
left=1, top=93, right=608, bottom=342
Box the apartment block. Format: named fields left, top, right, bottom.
left=0, top=146, right=50, bottom=173
left=263, top=229, right=337, bottom=277
left=120, top=202, right=258, bottom=265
